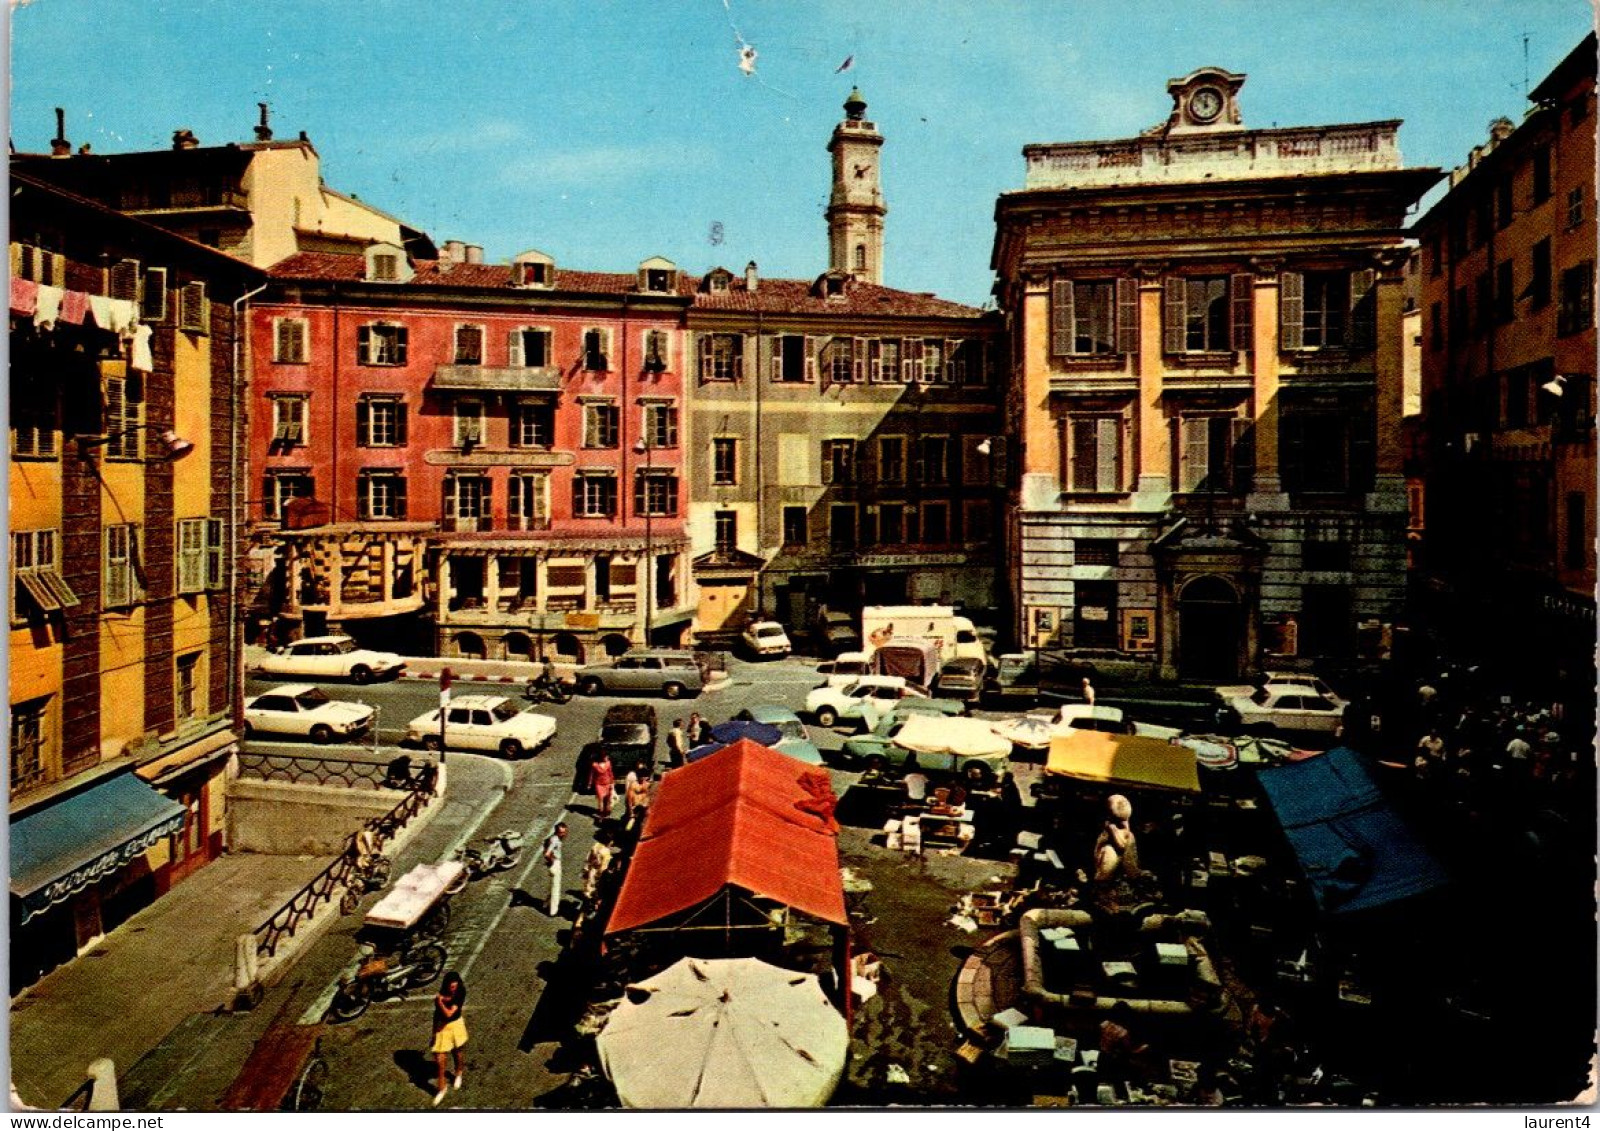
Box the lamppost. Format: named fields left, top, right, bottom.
left=633, top=436, right=653, bottom=647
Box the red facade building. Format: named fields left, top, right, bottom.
left=250, top=243, right=693, bottom=661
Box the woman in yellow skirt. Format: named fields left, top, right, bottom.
left=431, top=971, right=467, bottom=1104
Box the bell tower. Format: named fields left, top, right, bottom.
left=826, top=88, right=886, bottom=284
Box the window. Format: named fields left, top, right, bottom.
left=1178, top=416, right=1248, bottom=493
left=869, top=338, right=901, bottom=384
left=444, top=474, right=489, bottom=526
left=508, top=473, right=548, bottom=530
left=593, top=555, right=613, bottom=603
left=574, top=473, right=617, bottom=518
left=369, top=253, right=400, bottom=282
left=771, top=334, right=813, bottom=382
left=358, top=471, right=407, bottom=520
left=921, top=502, right=949, bottom=544
left=453, top=400, right=484, bottom=448
left=11, top=376, right=58, bottom=459
left=1076, top=539, right=1119, bottom=567
left=178, top=282, right=209, bottom=334
left=824, top=337, right=860, bottom=384
left=175, top=653, right=201, bottom=723
left=583, top=328, right=611, bottom=372
left=355, top=396, right=406, bottom=448
left=714, top=510, right=737, bottom=553
left=712, top=438, right=738, bottom=486
left=104, top=257, right=138, bottom=301
left=1066, top=417, right=1123, bottom=493
left=1496, top=177, right=1514, bottom=229
left=782, top=506, right=808, bottom=547
left=1533, top=146, right=1552, bottom=204
left=357, top=323, right=408, bottom=366
left=877, top=503, right=904, bottom=544
left=103, top=375, right=143, bottom=458
left=1567, top=492, right=1588, bottom=571
left=916, top=436, right=951, bottom=484
left=1530, top=239, right=1553, bottom=308
left=643, top=330, right=669, bottom=372
left=176, top=518, right=209, bottom=594
left=453, top=324, right=484, bottom=365
left=643, top=403, right=678, bottom=449
left=1051, top=279, right=1120, bottom=355
left=634, top=472, right=679, bottom=517
left=878, top=436, right=904, bottom=484
left=1568, top=186, right=1585, bottom=230
left=1495, top=260, right=1515, bottom=324
left=700, top=334, right=742, bottom=382
left=853, top=244, right=867, bottom=273
left=642, top=267, right=676, bottom=293
left=1558, top=262, right=1594, bottom=337
left=104, top=523, right=142, bottom=609
left=822, top=439, right=856, bottom=485
left=15, top=243, right=65, bottom=286
left=263, top=471, right=312, bottom=519
left=11, top=529, right=77, bottom=619
left=948, top=339, right=988, bottom=386
left=1301, top=271, right=1350, bottom=348
left=830, top=505, right=856, bottom=550
left=1280, top=270, right=1374, bottom=351
left=274, top=318, right=308, bottom=363
left=919, top=339, right=946, bottom=384
left=583, top=402, right=619, bottom=449
left=511, top=399, right=553, bottom=448
left=141, top=267, right=168, bottom=322
left=515, top=260, right=552, bottom=287
left=508, top=327, right=551, bottom=367
left=1280, top=411, right=1375, bottom=494
left=10, top=697, right=47, bottom=792
left=1163, top=276, right=1230, bottom=352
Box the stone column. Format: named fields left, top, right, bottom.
left=1135, top=269, right=1171, bottom=500
left=1249, top=265, right=1287, bottom=509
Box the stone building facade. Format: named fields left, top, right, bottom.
left=993, top=68, right=1439, bottom=680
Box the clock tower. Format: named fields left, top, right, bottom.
left=1164, top=67, right=1247, bottom=135
left=826, top=87, right=886, bottom=284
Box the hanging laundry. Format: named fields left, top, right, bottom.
left=11, top=277, right=39, bottom=316
left=88, top=294, right=115, bottom=330
left=59, top=289, right=89, bottom=325
left=34, top=285, right=63, bottom=328
left=107, top=298, right=137, bottom=334
left=130, top=324, right=154, bottom=373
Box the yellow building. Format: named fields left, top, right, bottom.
left=9, top=173, right=262, bottom=988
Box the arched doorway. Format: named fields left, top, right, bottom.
left=454, top=631, right=487, bottom=660
left=600, top=633, right=631, bottom=658
left=503, top=632, right=533, bottom=661
left=1177, top=575, right=1242, bottom=681
left=551, top=632, right=583, bottom=663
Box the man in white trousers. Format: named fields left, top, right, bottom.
left=543, top=822, right=569, bottom=917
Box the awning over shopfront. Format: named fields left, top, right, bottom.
left=1045, top=730, right=1202, bottom=793
left=607, top=739, right=847, bottom=935
left=10, top=772, right=186, bottom=924
left=1257, top=746, right=1449, bottom=916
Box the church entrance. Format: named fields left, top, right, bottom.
left=1177, top=575, right=1242, bottom=681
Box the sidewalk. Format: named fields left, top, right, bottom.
left=244, top=645, right=731, bottom=691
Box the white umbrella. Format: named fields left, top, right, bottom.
left=990, top=712, right=1057, bottom=751
left=597, top=956, right=849, bottom=1109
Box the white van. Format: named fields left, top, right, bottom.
left=860, top=605, right=988, bottom=667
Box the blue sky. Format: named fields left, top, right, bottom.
left=9, top=1, right=1594, bottom=306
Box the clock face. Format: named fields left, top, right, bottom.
left=1190, top=87, right=1223, bottom=123
left=853, top=162, right=872, bottom=179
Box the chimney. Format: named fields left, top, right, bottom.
left=745, top=261, right=759, bottom=292
left=254, top=102, right=273, bottom=142
left=50, top=108, right=70, bottom=157
left=1488, top=116, right=1515, bottom=147
left=172, top=128, right=200, bottom=150
left=443, top=240, right=466, bottom=263
left=465, top=245, right=484, bottom=265
left=77, top=144, right=91, bottom=155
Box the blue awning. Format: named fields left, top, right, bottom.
left=10, top=772, right=186, bottom=924
left=1257, top=746, right=1449, bottom=916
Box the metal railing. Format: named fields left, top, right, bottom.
left=249, top=773, right=435, bottom=961
left=236, top=752, right=431, bottom=791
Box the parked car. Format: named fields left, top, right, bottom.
left=934, top=657, right=987, bottom=702
left=1223, top=687, right=1346, bottom=735
left=575, top=650, right=705, bottom=699
left=733, top=706, right=824, bottom=765
left=1056, top=703, right=1131, bottom=735
left=600, top=704, right=658, bottom=774
left=405, top=695, right=557, bottom=757
left=816, top=650, right=874, bottom=689
left=253, top=635, right=407, bottom=684
left=816, top=611, right=862, bottom=657
left=805, top=675, right=929, bottom=730
left=243, top=684, right=374, bottom=744
left=838, top=713, right=1013, bottom=787
left=741, top=620, right=792, bottom=659
left=1215, top=671, right=1348, bottom=708
left=982, top=653, right=1041, bottom=708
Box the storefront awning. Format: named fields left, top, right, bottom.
left=10, top=772, right=185, bottom=924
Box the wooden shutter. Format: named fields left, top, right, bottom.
left=1098, top=417, right=1121, bottom=491
left=104, top=376, right=124, bottom=437
left=1279, top=271, right=1305, bottom=351
left=734, top=334, right=747, bottom=381
left=1229, top=273, right=1254, bottom=352
left=1349, top=268, right=1377, bottom=351
left=804, top=336, right=818, bottom=382
left=867, top=339, right=882, bottom=384
left=902, top=340, right=923, bottom=384
left=108, top=259, right=140, bottom=302
left=394, top=327, right=408, bottom=366
left=1162, top=277, right=1186, bottom=354
left=507, top=328, right=524, bottom=367
left=1051, top=279, right=1074, bottom=357
left=357, top=325, right=372, bottom=365
left=1180, top=418, right=1208, bottom=492
left=394, top=402, right=408, bottom=446
left=141, top=268, right=168, bottom=322
left=1231, top=419, right=1255, bottom=494
left=1070, top=420, right=1095, bottom=491
left=1116, top=277, right=1140, bottom=354
left=355, top=399, right=371, bottom=446
left=698, top=335, right=713, bottom=382
left=206, top=519, right=224, bottom=589
left=853, top=337, right=867, bottom=384
left=769, top=335, right=783, bottom=382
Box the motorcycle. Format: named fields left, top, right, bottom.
left=339, top=852, right=392, bottom=915
left=449, top=831, right=524, bottom=889
left=325, top=940, right=447, bottom=1022
left=525, top=673, right=573, bottom=705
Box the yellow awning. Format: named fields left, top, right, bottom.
left=1044, top=730, right=1200, bottom=793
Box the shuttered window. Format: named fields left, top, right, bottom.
left=357, top=323, right=408, bottom=366
left=1068, top=417, right=1122, bottom=493
left=356, top=396, right=406, bottom=447
left=104, top=523, right=141, bottom=609
left=176, top=518, right=208, bottom=594
left=178, top=282, right=210, bottom=334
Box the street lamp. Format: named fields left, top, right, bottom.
left=633, top=436, right=654, bottom=646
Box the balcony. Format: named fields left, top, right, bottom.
left=433, top=365, right=562, bottom=393
left=122, top=187, right=250, bottom=217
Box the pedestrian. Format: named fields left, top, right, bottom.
left=588, top=748, right=616, bottom=820
left=1081, top=677, right=1096, bottom=706
left=667, top=719, right=687, bottom=767
left=686, top=712, right=704, bottom=751
left=430, top=971, right=468, bottom=1105
left=901, top=754, right=929, bottom=805
left=582, top=830, right=614, bottom=901
left=1505, top=727, right=1533, bottom=763
left=624, top=765, right=654, bottom=829
left=542, top=822, right=568, bottom=917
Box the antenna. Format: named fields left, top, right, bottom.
left=1523, top=32, right=1530, bottom=99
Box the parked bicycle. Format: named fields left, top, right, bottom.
left=448, top=831, right=524, bottom=891
left=325, top=939, right=447, bottom=1022
left=340, top=851, right=392, bottom=915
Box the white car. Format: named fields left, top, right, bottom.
left=254, top=635, right=407, bottom=684
left=741, top=620, right=792, bottom=658
left=805, top=675, right=928, bottom=730
left=817, top=650, right=874, bottom=689
left=1226, top=687, right=1346, bottom=735
left=244, top=684, right=374, bottom=744
left=1216, top=671, right=1347, bottom=709
left=406, top=695, right=557, bottom=758
left=1055, top=703, right=1129, bottom=735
